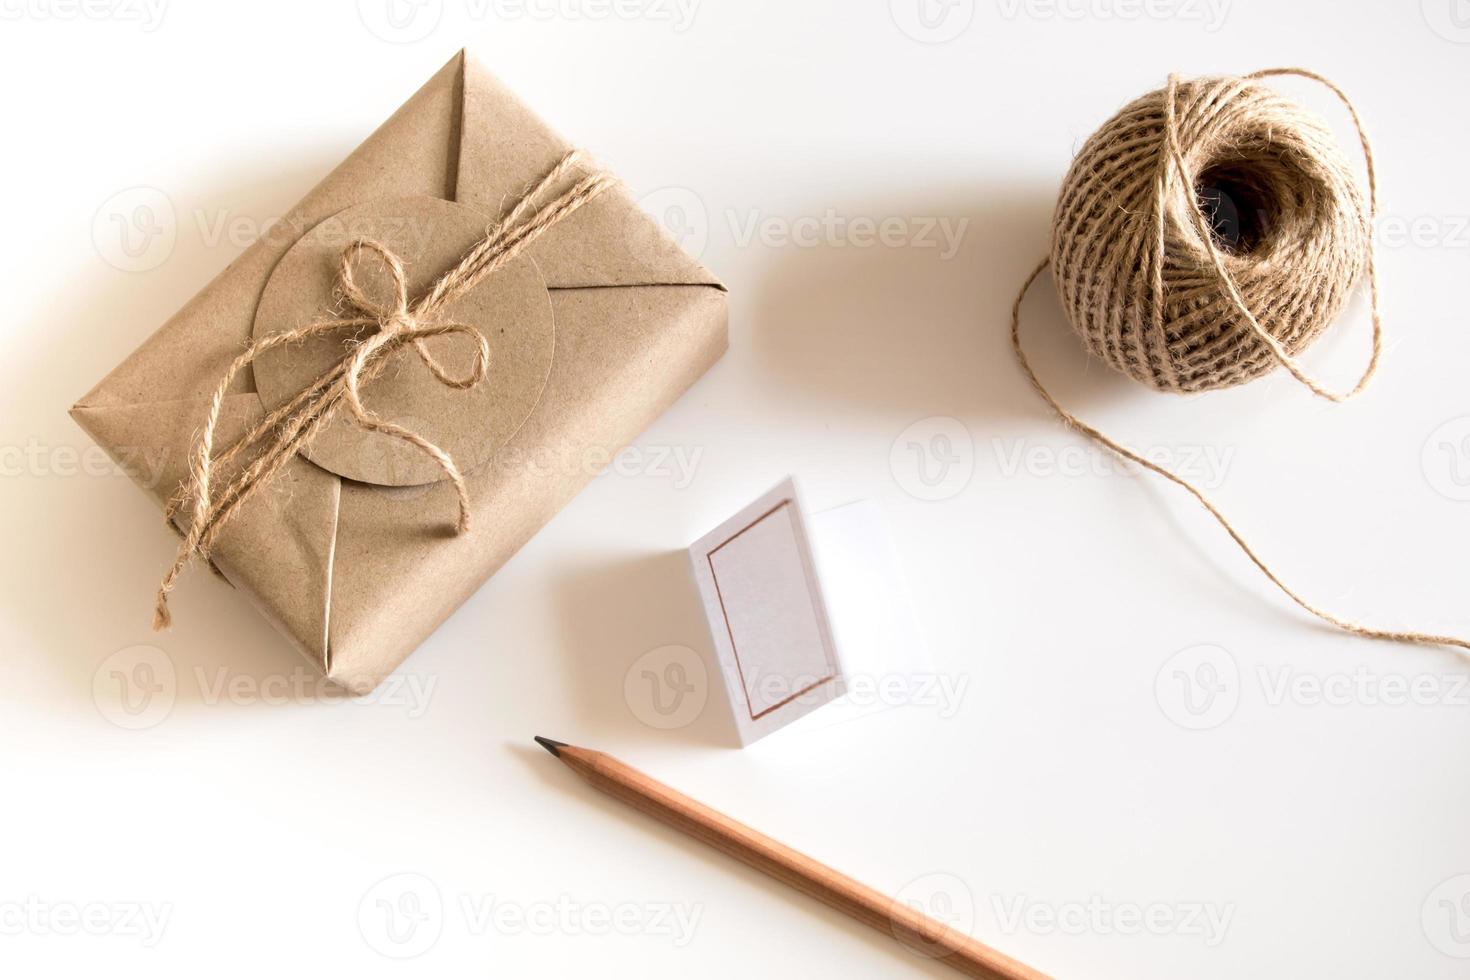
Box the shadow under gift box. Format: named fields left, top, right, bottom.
left=69, top=50, right=728, bottom=694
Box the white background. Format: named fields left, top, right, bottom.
left=3, top=1, right=1470, bottom=977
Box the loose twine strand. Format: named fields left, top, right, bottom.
left=1011, top=68, right=1469, bottom=652
left=154, top=150, right=614, bottom=629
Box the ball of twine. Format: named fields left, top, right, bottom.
left=1051, top=69, right=1378, bottom=397
left=1011, top=68, right=1468, bottom=653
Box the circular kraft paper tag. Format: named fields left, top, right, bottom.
left=251, top=196, right=555, bottom=487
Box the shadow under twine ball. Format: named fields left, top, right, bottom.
left=1049, top=73, right=1371, bottom=394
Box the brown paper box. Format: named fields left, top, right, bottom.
left=70, top=51, right=728, bottom=693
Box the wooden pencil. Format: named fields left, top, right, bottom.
left=535, top=736, right=1049, bottom=980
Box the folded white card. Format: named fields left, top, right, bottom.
left=688, top=478, right=845, bottom=745
left=688, top=478, right=938, bottom=744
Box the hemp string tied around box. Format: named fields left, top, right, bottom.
left=153, top=150, right=615, bottom=630
left=1011, top=67, right=1470, bottom=652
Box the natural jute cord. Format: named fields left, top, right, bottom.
left=153, top=151, right=614, bottom=629
left=1012, top=68, right=1469, bottom=651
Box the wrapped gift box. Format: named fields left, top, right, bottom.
left=70, top=51, right=728, bottom=692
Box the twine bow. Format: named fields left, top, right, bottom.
left=154, top=151, right=614, bottom=629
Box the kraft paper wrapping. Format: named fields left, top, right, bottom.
left=70, top=51, right=728, bottom=692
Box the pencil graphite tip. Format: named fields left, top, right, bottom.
left=534, top=735, right=568, bottom=758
